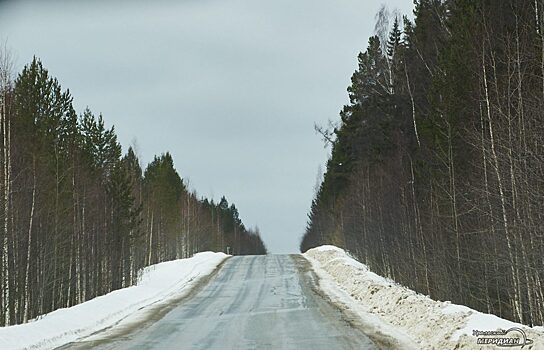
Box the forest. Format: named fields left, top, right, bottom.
left=0, top=56, right=267, bottom=326
left=301, top=0, right=544, bottom=327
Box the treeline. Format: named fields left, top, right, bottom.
left=301, top=0, right=544, bottom=326
left=0, top=57, right=266, bottom=326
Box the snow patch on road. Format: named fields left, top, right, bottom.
left=0, top=252, right=228, bottom=350
left=304, top=245, right=544, bottom=349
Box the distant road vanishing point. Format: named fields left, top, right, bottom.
left=57, top=255, right=377, bottom=350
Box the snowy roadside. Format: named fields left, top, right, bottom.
left=304, top=245, right=544, bottom=349
left=0, top=252, right=228, bottom=350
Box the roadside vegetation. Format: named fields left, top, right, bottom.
left=301, top=0, right=544, bottom=327
left=0, top=56, right=266, bottom=326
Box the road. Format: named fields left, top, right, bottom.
left=59, top=255, right=377, bottom=350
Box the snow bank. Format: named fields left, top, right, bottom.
left=304, top=245, right=544, bottom=349
left=0, top=252, right=228, bottom=350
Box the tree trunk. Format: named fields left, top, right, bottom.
left=482, top=48, right=523, bottom=323
left=23, top=156, right=37, bottom=323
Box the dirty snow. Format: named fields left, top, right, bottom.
left=304, top=245, right=544, bottom=349
left=0, top=252, right=228, bottom=350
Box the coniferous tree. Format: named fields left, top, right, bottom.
left=0, top=57, right=267, bottom=326
left=301, top=0, right=544, bottom=326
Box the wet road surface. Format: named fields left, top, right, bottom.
left=58, top=255, right=377, bottom=350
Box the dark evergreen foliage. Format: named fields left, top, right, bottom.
left=0, top=57, right=266, bottom=326
left=301, top=0, right=544, bottom=326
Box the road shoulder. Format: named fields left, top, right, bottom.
left=55, top=256, right=231, bottom=350
left=296, top=253, right=418, bottom=350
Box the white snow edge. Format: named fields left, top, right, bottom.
left=304, top=245, right=544, bottom=349
left=0, top=252, right=228, bottom=350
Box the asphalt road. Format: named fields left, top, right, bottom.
left=59, top=255, right=377, bottom=350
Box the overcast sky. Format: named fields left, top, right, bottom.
left=0, top=0, right=414, bottom=253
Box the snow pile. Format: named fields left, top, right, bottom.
left=0, top=252, right=228, bottom=350
left=304, top=245, right=544, bottom=349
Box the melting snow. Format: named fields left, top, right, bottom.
left=304, top=245, right=544, bottom=349
left=0, top=252, right=228, bottom=350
